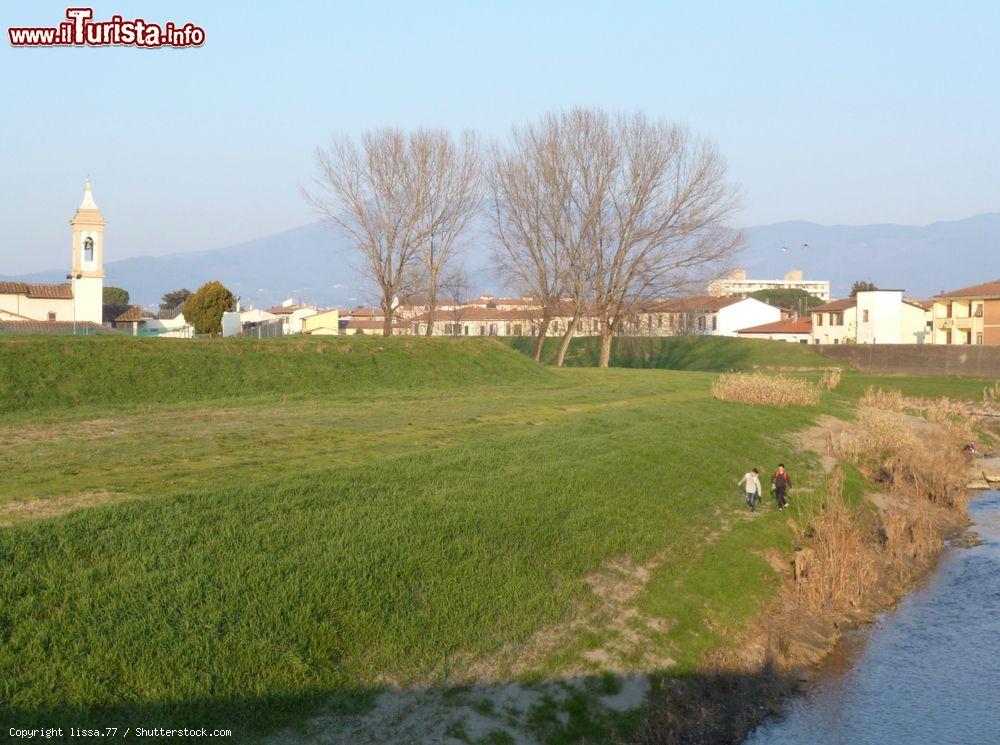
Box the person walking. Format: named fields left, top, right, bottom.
left=739, top=468, right=762, bottom=512
left=772, top=463, right=793, bottom=511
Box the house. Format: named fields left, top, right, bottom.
left=221, top=307, right=282, bottom=338
left=810, top=290, right=930, bottom=344
left=103, top=304, right=149, bottom=335
left=736, top=317, right=813, bottom=343
left=809, top=298, right=857, bottom=344
left=636, top=296, right=781, bottom=337
left=302, top=308, right=341, bottom=335
left=0, top=180, right=105, bottom=328
left=267, top=300, right=318, bottom=334
left=931, top=280, right=1000, bottom=345
left=143, top=307, right=194, bottom=338
left=708, top=269, right=830, bottom=302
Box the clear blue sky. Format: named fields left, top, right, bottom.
left=3, top=0, right=999, bottom=274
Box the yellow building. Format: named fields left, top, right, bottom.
left=932, top=280, right=1000, bottom=345
left=302, top=308, right=340, bottom=335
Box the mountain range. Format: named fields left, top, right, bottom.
left=5, top=213, right=997, bottom=309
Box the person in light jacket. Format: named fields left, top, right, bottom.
left=738, top=468, right=762, bottom=512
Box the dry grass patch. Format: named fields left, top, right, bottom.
left=712, top=373, right=818, bottom=407
left=983, top=381, right=1000, bottom=405
left=859, top=385, right=905, bottom=411
left=818, top=369, right=842, bottom=391
left=835, top=405, right=970, bottom=510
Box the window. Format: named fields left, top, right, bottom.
left=862, top=309, right=869, bottom=322
left=464, top=325, right=469, bottom=335
left=657, top=315, right=663, bottom=328
left=83, top=237, right=94, bottom=261
left=973, top=304, right=984, bottom=318
left=513, top=324, right=522, bottom=336
left=697, top=316, right=706, bottom=330
left=711, top=316, right=717, bottom=331
left=816, top=314, right=823, bottom=326
left=47, top=312, right=56, bottom=321
left=976, top=333, right=983, bottom=345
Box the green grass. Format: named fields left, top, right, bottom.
left=1, top=336, right=980, bottom=743
left=0, top=339, right=839, bottom=742
left=0, top=335, right=547, bottom=416
left=503, top=335, right=836, bottom=371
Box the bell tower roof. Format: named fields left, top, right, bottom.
left=79, top=178, right=99, bottom=210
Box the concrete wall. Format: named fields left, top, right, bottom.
left=818, top=344, right=1000, bottom=377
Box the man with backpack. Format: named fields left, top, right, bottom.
left=772, top=464, right=793, bottom=511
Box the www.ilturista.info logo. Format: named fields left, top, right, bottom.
left=9, top=8, right=205, bottom=48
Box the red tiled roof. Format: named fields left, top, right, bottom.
left=737, top=317, right=813, bottom=335
left=411, top=306, right=546, bottom=323
left=0, top=320, right=106, bottom=334
left=0, top=281, right=73, bottom=299
left=644, top=295, right=744, bottom=313
left=905, top=299, right=932, bottom=311
left=935, top=279, right=1000, bottom=299
left=812, top=298, right=856, bottom=312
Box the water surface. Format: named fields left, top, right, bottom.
left=745, top=490, right=1000, bottom=745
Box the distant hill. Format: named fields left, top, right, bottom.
left=741, top=213, right=1000, bottom=298
left=5, top=213, right=997, bottom=307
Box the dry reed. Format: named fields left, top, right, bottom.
left=712, top=373, right=819, bottom=407
left=792, top=468, right=876, bottom=611
left=835, top=405, right=970, bottom=510
left=818, top=368, right=842, bottom=391
left=859, top=385, right=904, bottom=411
left=983, top=382, right=1000, bottom=405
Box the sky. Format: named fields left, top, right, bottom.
left=2, top=0, right=999, bottom=275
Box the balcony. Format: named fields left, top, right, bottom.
left=937, top=317, right=973, bottom=330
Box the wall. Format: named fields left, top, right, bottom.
left=817, top=344, right=1000, bottom=377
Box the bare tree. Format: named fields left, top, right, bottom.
left=439, top=265, right=474, bottom=336
left=410, top=131, right=481, bottom=336
left=487, top=124, right=569, bottom=362
left=305, top=129, right=426, bottom=337
left=583, top=111, right=742, bottom=367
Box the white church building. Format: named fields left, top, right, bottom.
left=0, top=180, right=106, bottom=329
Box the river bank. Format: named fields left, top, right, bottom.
left=636, top=400, right=993, bottom=744
left=744, top=488, right=1000, bottom=744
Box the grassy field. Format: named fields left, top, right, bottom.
left=0, top=336, right=970, bottom=742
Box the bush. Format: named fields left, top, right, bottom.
left=712, top=372, right=818, bottom=407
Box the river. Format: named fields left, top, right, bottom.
left=745, top=490, right=1000, bottom=745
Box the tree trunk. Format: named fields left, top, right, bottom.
left=424, top=282, right=437, bottom=336
left=424, top=305, right=435, bottom=336
left=382, top=307, right=394, bottom=337
left=598, top=323, right=614, bottom=368
left=532, top=316, right=551, bottom=362
left=554, top=314, right=579, bottom=367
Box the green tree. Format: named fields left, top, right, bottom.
left=160, top=288, right=191, bottom=311
left=182, top=281, right=236, bottom=336
left=749, top=288, right=823, bottom=315
left=102, top=286, right=130, bottom=306
left=850, top=280, right=878, bottom=296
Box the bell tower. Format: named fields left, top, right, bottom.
left=69, top=179, right=106, bottom=324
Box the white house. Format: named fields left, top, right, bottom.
left=267, top=300, right=318, bottom=334
left=810, top=291, right=930, bottom=344
left=221, top=307, right=281, bottom=337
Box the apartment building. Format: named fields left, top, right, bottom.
left=708, top=269, right=831, bottom=302
left=931, top=280, right=1000, bottom=345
